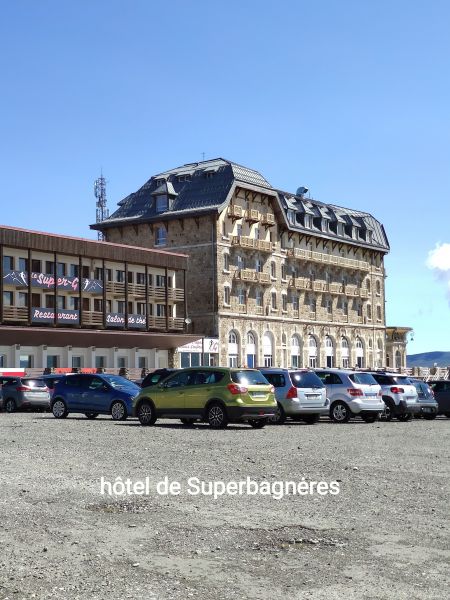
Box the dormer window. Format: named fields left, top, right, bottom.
left=205, top=171, right=214, bottom=179
left=312, top=216, right=322, bottom=230
left=156, top=195, right=168, bottom=213
left=344, top=224, right=352, bottom=237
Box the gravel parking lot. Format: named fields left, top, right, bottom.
left=1, top=413, right=449, bottom=600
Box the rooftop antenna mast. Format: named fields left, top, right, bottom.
left=94, top=171, right=109, bottom=241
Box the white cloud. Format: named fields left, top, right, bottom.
left=427, top=243, right=450, bottom=303
left=427, top=243, right=450, bottom=271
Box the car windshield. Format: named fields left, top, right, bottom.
left=231, top=370, right=270, bottom=385
left=290, top=371, right=324, bottom=388
left=101, top=375, right=140, bottom=391
left=22, top=379, right=46, bottom=388
left=393, top=376, right=412, bottom=385
left=349, top=373, right=378, bottom=385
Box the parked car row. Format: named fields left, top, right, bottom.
left=1, top=368, right=449, bottom=428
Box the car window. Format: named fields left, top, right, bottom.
left=21, top=379, right=46, bottom=388
left=164, top=371, right=193, bottom=388
left=2, top=378, right=18, bottom=386
left=231, top=370, right=270, bottom=385
left=65, top=376, right=82, bottom=387
left=191, top=371, right=224, bottom=385
left=319, top=373, right=343, bottom=385
left=372, top=374, right=390, bottom=385
left=85, top=377, right=108, bottom=390
left=101, top=375, right=139, bottom=391
left=393, top=376, right=412, bottom=385
left=263, top=373, right=285, bottom=388
left=349, top=373, right=378, bottom=385
left=291, top=371, right=324, bottom=388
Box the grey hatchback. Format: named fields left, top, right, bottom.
left=1, top=377, right=50, bottom=412
left=259, top=368, right=328, bottom=424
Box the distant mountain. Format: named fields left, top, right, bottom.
left=407, top=351, right=450, bottom=368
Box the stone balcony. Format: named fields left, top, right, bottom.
left=287, top=247, right=370, bottom=271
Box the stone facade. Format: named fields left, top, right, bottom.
left=105, top=186, right=388, bottom=370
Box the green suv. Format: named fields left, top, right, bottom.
left=133, top=367, right=276, bottom=428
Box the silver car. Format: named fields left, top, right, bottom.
left=315, top=369, right=384, bottom=423
left=1, top=377, right=50, bottom=412
left=260, top=368, right=329, bottom=424
left=410, top=378, right=438, bottom=420
left=368, top=372, right=419, bottom=421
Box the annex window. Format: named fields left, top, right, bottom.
left=155, top=227, right=167, bottom=247
left=224, top=286, right=231, bottom=305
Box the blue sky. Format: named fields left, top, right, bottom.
left=1, top=0, right=449, bottom=354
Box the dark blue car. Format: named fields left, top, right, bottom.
left=51, top=374, right=140, bottom=420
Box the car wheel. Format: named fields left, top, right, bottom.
left=111, top=401, right=127, bottom=421
left=248, top=419, right=267, bottom=429
left=303, top=414, right=320, bottom=424
left=268, top=403, right=286, bottom=425
left=207, top=402, right=228, bottom=429
left=52, top=399, right=68, bottom=419
left=361, top=413, right=378, bottom=423
left=330, top=401, right=351, bottom=423
left=180, top=418, right=196, bottom=425
left=397, top=413, right=412, bottom=422
left=137, top=401, right=157, bottom=426
left=5, top=399, right=16, bottom=413
left=85, top=412, right=99, bottom=419
left=422, top=413, right=437, bottom=421
left=382, top=400, right=394, bottom=421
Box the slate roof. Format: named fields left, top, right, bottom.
left=93, top=157, right=389, bottom=251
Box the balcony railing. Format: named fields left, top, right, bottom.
left=245, top=209, right=260, bottom=222
left=261, top=213, right=275, bottom=226
left=83, top=310, right=103, bottom=326
left=287, top=248, right=370, bottom=271
left=235, top=268, right=257, bottom=282
left=228, top=204, right=243, bottom=219
left=3, top=306, right=28, bottom=321
left=257, top=272, right=271, bottom=285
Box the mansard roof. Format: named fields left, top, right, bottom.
left=92, top=158, right=389, bottom=252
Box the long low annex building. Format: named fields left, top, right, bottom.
left=0, top=225, right=199, bottom=370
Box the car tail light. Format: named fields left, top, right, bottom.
left=378, top=390, right=382, bottom=396
left=227, top=383, right=248, bottom=395
left=17, top=386, right=31, bottom=392
left=347, top=388, right=363, bottom=396
left=390, top=386, right=404, bottom=394
left=286, top=386, right=298, bottom=399
left=269, top=386, right=275, bottom=394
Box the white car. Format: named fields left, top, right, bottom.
left=315, top=369, right=384, bottom=423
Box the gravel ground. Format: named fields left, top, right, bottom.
left=1, top=413, right=449, bottom=600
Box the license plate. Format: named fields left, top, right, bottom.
left=365, top=393, right=377, bottom=398
left=251, top=392, right=266, bottom=398
left=306, top=395, right=320, bottom=400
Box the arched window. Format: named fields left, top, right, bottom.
left=325, top=336, right=334, bottom=367
left=246, top=332, right=257, bottom=368
left=376, top=305, right=382, bottom=321
left=376, top=280, right=381, bottom=295
left=228, top=330, right=239, bottom=367
left=376, top=339, right=383, bottom=368
left=308, top=335, right=318, bottom=368
left=263, top=332, right=273, bottom=367
left=291, top=335, right=301, bottom=368
left=356, top=337, right=364, bottom=368
left=341, top=336, right=350, bottom=368
left=367, top=304, right=372, bottom=320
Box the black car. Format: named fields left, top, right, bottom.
left=428, top=380, right=450, bottom=417
left=141, top=368, right=179, bottom=388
